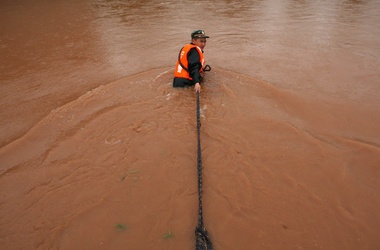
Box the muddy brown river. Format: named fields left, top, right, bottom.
left=1, top=0, right=380, bottom=249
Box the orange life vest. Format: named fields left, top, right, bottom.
left=174, top=44, right=205, bottom=80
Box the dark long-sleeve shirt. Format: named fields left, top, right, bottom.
left=187, top=47, right=202, bottom=84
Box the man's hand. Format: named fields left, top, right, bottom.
left=194, top=83, right=201, bottom=93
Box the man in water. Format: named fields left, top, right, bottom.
left=173, top=30, right=210, bottom=93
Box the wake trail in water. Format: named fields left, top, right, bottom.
left=1, top=67, right=379, bottom=249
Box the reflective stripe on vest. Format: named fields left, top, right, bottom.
left=174, top=44, right=205, bottom=80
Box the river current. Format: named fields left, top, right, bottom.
left=1, top=0, right=379, bottom=249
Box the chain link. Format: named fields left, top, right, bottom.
left=195, top=92, right=213, bottom=250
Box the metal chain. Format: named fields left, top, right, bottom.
left=195, top=92, right=213, bottom=250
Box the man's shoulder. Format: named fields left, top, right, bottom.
left=188, top=47, right=200, bottom=58
left=183, top=43, right=197, bottom=49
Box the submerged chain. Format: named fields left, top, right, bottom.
left=195, top=92, right=213, bottom=250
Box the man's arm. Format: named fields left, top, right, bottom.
left=188, top=48, right=202, bottom=85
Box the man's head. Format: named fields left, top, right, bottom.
left=191, top=30, right=209, bottom=50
